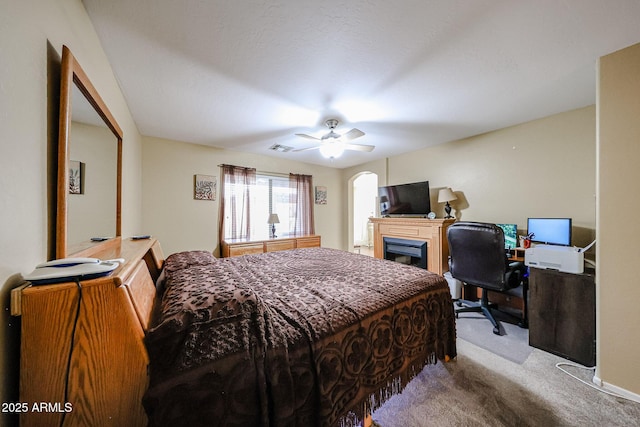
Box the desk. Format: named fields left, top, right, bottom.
left=511, top=247, right=526, bottom=261
left=528, top=267, right=596, bottom=366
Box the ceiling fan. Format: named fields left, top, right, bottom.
left=294, top=119, right=375, bottom=159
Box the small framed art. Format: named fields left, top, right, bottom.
left=315, top=186, right=327, bottom=205
left=69, top=160, right=84, bottom=194
left=194, top=174, right=217, bottom=201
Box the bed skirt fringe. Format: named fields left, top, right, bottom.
left=339, top=353, right=439, bottom=427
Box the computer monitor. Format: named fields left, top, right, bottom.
left=527, top=218, right=572, bottom=246
left=496, top=224, right=518, bottom=250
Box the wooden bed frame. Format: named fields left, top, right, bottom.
left=14, top=238, right=451, bottom=426
left=13, top=237, right=163, bottom=426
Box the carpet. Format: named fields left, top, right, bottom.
left=454, top=305, right=533, bottom=364
left=371, top=339, right=640, bottom=427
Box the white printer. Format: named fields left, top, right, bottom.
left=525, top=244, right=586, bottom=274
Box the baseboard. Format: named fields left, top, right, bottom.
left=593, top=374, right=640, bottom=403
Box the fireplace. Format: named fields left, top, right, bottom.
left=383, top=237, right=427, bottom=269
left=369, top=217, right=454, bottom=275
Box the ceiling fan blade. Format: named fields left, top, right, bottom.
left=295, top=133, right=321, bottom=141
left=293, top=145, right=321, bottom=152
left=341, top=128, right=365, bottom=141
left=344, top=143, right=375, bottom=152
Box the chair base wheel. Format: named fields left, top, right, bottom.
left=492, top=326, right=500, bottom=335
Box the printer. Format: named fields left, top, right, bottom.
left=525, top=244, right=584, bottom=274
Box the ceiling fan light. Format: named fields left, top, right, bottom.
left=319, top=142, right=345, bottom=159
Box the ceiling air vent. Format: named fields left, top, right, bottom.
left=269, top=144, right=294, bottom=153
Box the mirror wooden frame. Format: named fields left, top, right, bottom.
left=57, top=45, right=123, bottom=258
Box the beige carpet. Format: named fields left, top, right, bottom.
left=371, top=339, right=640, bottom=426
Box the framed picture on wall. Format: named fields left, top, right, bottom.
left=194, top=174, right=217, bottom=201
left=69, top=160, right=84, bottom=194
left=315, top=186, right=327, bottom=205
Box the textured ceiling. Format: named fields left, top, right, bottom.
left=82, top=0, right=640, bottom=168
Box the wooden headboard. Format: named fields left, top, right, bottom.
left=13, top=237, right=164, bottom=426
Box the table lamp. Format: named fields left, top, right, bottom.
left=268, top=213, right=280, bottom=238
left=379, top=195, right=389, bottom=214
left=437, top=188, right=457, bottom=219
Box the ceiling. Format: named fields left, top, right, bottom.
left=82, top=0, right=640, bottom=168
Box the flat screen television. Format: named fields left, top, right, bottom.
left=527, top=218, right=572, bottom=246
left=496, top=223, right=518, bottom=250
left=378, top=181, right=431, bottom=217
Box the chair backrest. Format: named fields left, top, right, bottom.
left=447, top=221, right=511, bottom=292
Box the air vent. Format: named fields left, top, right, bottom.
left=269, top=144, right=294, bottom=152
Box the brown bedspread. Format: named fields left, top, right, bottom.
left=144, top=247, right=456, bottom=426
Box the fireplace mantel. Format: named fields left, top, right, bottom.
left=369, top=217, right=455, bottom=275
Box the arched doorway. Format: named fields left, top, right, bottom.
left=351, top=172, right=378, bottom=255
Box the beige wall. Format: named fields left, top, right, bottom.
left=2, top=0, right=638, bottom=417
left=390, top=106, right=597, bottom=243
left=0, top=0, right=143, bottom=419
left=68, top=122, right=118, bottom=244
left=345, top=106, right=597, bottom=247
left=596, top=42, right=640, bottom=397
left=141, top=136, right=345, bottom=256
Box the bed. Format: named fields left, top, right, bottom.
left=142, top=247, right=456, bottom=426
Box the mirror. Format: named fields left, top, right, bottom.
left=57, top=46, right=123, bottom=258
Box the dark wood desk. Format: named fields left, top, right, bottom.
left=528, top=267, right=596, bottom=366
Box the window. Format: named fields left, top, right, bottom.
left=249, top=174, right=292, bottom=239
left=220, top=166, right=313, bottom=241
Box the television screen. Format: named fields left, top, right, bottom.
left=527, top=218, right=572, bottom=246
left=496, top=224, right=518, bottom=250
left=378, top=181, right=431, bottom=216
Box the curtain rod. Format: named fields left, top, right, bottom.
left=217, top=164, right=308, bottom=179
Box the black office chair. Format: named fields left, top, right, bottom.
left=447, top=221, right=528, bottom=335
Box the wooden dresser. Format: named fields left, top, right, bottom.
left=11, top=237, right=164, bottom=427
left=221, top=234, right=321, bottom=257
left=369, top=217, right=455, bottom=275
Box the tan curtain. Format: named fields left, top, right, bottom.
left=219, top=165, right=256, bottom=241
left=289, top=173, right=314, bottom=235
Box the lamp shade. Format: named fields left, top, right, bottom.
left=319, top=141, right=345, bottom=159
left=267, top=213, right=280, bottom=224
left=437, top=188, right=457, bottom=203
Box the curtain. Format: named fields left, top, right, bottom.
left=218, top=165, right=256, bottom=240
left=289, top=173, right=314, bottom=235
